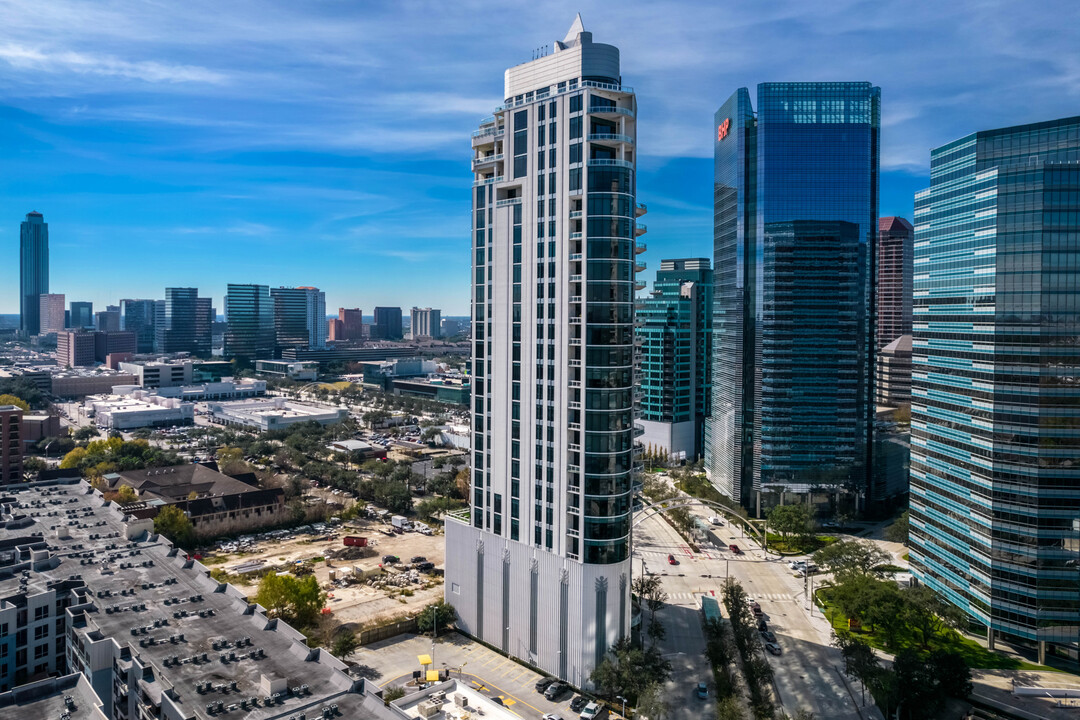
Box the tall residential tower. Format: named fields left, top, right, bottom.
left=705, top=83, right=880, bottom=512
left=19, top=211, right=48, bottom=336
left=910, top=116, right=1080, bottom=663
left=445, top=16, right=644, bottom=686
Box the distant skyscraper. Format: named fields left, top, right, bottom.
left=445, top=16, right=643, bottom=686
left=372, top=307, right=403, bottom=340
left=910, top=115, right=1080, bottom=664
left=706, top=82, right=879, bottom=511
left=270, top=286, right=327, bottom=353
left=121, top=299, right=159, bottom=353
left=338, top=308, right=363, bottom=340
left=637, top=258, right=712, bottom=461
left=70, top=301, right=93, bottom=328
left=38, top=293, right=66, bottom=334
left=410, top=307, right=442, bottom=339
left=19, top=211, right=48, bottom=335
left=95, top=308, right=121, bottom=333
left=225, top=284, right=276, bottom=363
left=156, top=288, right=212, bottom=356
left=57, top=331, right=96, bottom=367
left=875, top=217, right=913, bottom=406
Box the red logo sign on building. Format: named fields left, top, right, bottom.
left=717, top=118, right=731, bottom=141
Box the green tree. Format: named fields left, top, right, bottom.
left=0, top=394, right=29, bottom=411
left=901, top=584, right=965, bottom=649
left=767, top=503, right=813, bottom=541
left=715, top=696, right=746, bottom=720
left=812, top=539, right=893, bottom=581
left=73, top=425, right=101, bottom=442
left=928, top=649, right=972, bottom=700
left=254, top=573, right=326, bottom=627
left=331, top=627, right=360, bottom=660
left=884, top=510, right=910, bottom=546
left=116, top=485, right=138, bottom=504
left=416, top=601, right=457, bottom=635
left=154, top=505, right=195, bottom=547
left=589, top=638, right=672, bottom=704
left=216, top=446, right=249, bottom=475
left=635, top=682, right=668, bottom=720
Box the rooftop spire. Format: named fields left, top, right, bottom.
left=563, top=13, right=585, bottom=43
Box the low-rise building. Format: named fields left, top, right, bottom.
left=50, top=370, right=139, bottom=399
left=57, top=331, right=97, bottom=367
left=326, top=439, right=386, bottom=460
left=208, top=398, right=347, bottom=431
left=104, top=463, right=289, bottom=538
left=84, top=391, right=194, bottom=430
left=254, top=359, right=319, bottom=381
left=118, top=360, right=194, bottom=388
left=152, top=378, right=266, bottom=402
left=390, top=376, right=470, bottom=406
left=19, top=413, right=61, bottom=450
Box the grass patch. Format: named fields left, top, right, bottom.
left=902, top=553, right=910, bottom=562
left=765, top=532, right=838, bottom=555
left=817, top=589, right=1056, bottom=672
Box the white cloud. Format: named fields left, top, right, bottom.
left=0, top=44, right=226, bottom=84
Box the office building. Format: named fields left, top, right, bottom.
left=119, top=360, right=194, bottom=388
left=83, top=391, right=194, bottom=430
left=705, top=82, right=880, bottom=511
left=410, top=307, right=442, bottom=339
left=637, top=258, right=712, bottom=461
left=445, top=17, right=644, bottom=686
left=57, top=331, right=97, bottom=367
left=442, top=318, right=463, bottom=337
left=0, top=404, right=23, bottom=482
left=70, top=301, right=93, bottom=328
left=270, top=286, right=327, bottom=352
left=93, top=330, right=136, bottom=361
left=875, top=216, right=914, bottom=406
left=224, top=284, right=276, bottom=363
left=119, top=298, right=158, bottom=353
left=94, top=308, right=121, bottom=332
left=909, top=116, right=1080, bottom=663
left=38, top=293, right=67, bottom=334
left=254, top=359, right=319, bottom=381
left=208, top=397, right=347, bottom=431
left=337, top=307, right=364, bottom=340
left=372, top=306, right=403, bottom=339
left=155, top=288, right=212, bottom=356
left=19, top=211, right=48, bottom=336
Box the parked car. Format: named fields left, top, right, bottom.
left=542, top=715, right=563, bottom=720
left=535, top=677, right=556, bottom=693
left=411, top=556, right=428, bottom=564
left=545, top=681, right=569, bottom=701
left=696, top=682, right=708, bottom=699
left=760, top=630, right=777, bottom=643
left=757, top=618, right=768, bottom=632
left=765, top=642, right=782, bottom=656
left=570, top=695, right=589, bottom=713
left=381, top=555, right=399, bottom=564
left=579, top=703, right=608, bottom=720
left=667, top=554, right=678, bottom=565
left=416, top=562, right=435, bottom=572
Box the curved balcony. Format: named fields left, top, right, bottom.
left=635, top=202, right=647, bottom=217
left=588, top=158, right=635, bottom=170
left=634, top=260, right=647, bottom=274
left=635, top=223, right=647, bottom=236
left=582, top=80, right=634, bottom=94
left=472, top=126, right=505, bottom=141
left=635, top=242, right=646, bottom=255
left=634, top=281, right=646, bottom=291
left=472, top=153, right=503, bottom=169
left=588, top=133, right=635, bottom=146
left=588, top=105, right=635, bottom=118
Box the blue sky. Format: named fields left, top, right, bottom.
left=1, top=0, right=1077, bottom=315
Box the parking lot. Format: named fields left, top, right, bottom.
left=356, top=632, right=622, bottom=720
left=202, top=515, right=447, bottom=626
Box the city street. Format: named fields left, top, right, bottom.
left=632, top=506, right=869, bottom=720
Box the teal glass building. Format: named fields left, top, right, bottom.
left=910, top=116, right=1080, bottom=660
left=705, top=82, right=880, bottom=511
left=19, top=211, right=48, bottom=336
left=224, top=284, right=276, bottom=364
left=155, top=288, right=212, bottom=356
left=637, top=258, right=712, bottom=461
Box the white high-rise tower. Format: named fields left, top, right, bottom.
left=445, top=16, right=646, bottom=686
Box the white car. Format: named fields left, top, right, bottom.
left=708, top=516, right=724, bottom=526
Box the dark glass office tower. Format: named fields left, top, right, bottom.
left=225, top=284, right=275, bottom=364
left=70, top=301, right=93, bottom=329
left=19, top=211, right=49, bottom=336
left=155, top=288, right=212, bottom=356
left=271, top=286, right=327, bottom=353
left=372, top=307, right=403, bottom=340
left=121, top=299, right=159, bottom=353
left=910, top=116, right=1080, bottom=662
left=705, top=82, right=880, bottom=512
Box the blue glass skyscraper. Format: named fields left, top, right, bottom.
left=19, top=211, right=48, bottom=336
left=910, top=116, right=1080, bottom=662
left=705, top=82, right=880, bottom=512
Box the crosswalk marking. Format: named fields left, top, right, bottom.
left=663, top=591, right=796, bottom=603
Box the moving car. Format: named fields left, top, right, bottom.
left=729, top=544, right=740, bottom=554
left=535, top=677, right=557, bottom=693
left=788, top=560, right=806, bottom=571
left=696, top=682, right=709, bottom=699
left=708, top=516, right=724, bottom=526
left=667, top=554, right=678, bottom=565
left=757, top=618, right=768, bottom=632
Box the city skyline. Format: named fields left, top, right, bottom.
left=3, top=0, right=1078, bottom=312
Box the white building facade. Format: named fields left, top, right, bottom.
left=445, top=16, right=645, bottom=688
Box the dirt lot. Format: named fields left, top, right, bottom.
left=202, top=516, right=445, bottom=626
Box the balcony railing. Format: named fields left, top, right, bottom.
left=473, top=153, right=504, bottom=167
left=447, top=507, right=471, bottom=524
left=588, top=106, right=635, bottom=117
left=569, top=253, right=582, bottom=261
left=588, top=133, right=634, bottom=145
left=569, top=210, right=582, bottom=219
left=473, top=176, right=504, bottom=186
left=495, top=197, right=522, bottom=207
left=587, top=158, right=635, bottom=170
left=635, top=242, right=646, bottom=254
left=635, top=202, right=647, bottom=216
left=472, top=126, right=505, bottom=139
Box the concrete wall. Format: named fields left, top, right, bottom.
left=637, top=419, right=696, bottom=461
left=445, top=518, right=630, bottom=689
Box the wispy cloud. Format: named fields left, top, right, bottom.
left=0, top=44, right=226, bottom=84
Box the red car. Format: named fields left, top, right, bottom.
left=667, top=554, right=678, bottom=565
left=729, top=544, right=740, bottom=554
